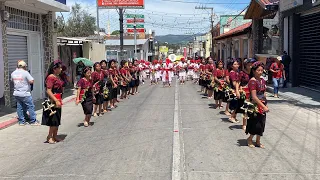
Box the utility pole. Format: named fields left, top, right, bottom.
left=96, top=0, right=100, bottom=43
left=134, top=16, right=137, bottom=60
left=119, top=8, right=124, bottom=62
left=195, top=6, right=214, bottom=58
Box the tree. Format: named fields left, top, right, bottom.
left=111, top=30, right=120, bottom=35
left=57, top=3, right=96, bottom=37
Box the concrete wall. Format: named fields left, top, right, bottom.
left=83, top=42, right=106, bottom=63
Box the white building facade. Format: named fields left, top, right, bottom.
left=0, top=0, right=69, bottom=107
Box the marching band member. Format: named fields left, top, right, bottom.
left=193, top=60, right=201, bottom=84
left=236, top=58, right=255, bottom=130
left=178, top=58, right=188, bottom=85
left=139, top=60, right=146, bottom=84
left=42, top=60, right=64, bottom=144
left=155, top=60, right=162, bottom=84
left=108, top=60, right=118, bottom=109
left=162, top=58, right=173, bottom=87
left=214, top=60, right=229, bottom=109
left=150, top=60, right=157, bottom=85
left=187, top=60, right=195, bottom=81
left=91, top=62, right=105, bottom=117
left=205, top=58, right=216, bottom=99
left=227, top=59, right=240, bottom=123
left=246, top=61, right=269, bottom=148
left=76, top=67, right=94, bottom=127
left=100, top=60, right=111, bottom=113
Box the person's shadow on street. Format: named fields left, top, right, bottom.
left=77, top=122, right=95, bottom=127
left=229, top=125, right=242, bottom=130
left=237, top=139, right=248, bottom=147
left=43, top=134, right=67, bottom=143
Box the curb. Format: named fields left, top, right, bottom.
left=0, top=96, right=76, bottom=130
left=266, top=85, right=320, bottom=113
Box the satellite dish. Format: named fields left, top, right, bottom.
left=168, top=54, right=176, bottom=62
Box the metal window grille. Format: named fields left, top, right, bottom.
left=5, top=6, right=40, bottom=32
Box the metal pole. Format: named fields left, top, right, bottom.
left=96, top=0, right=100, bottom=43
left=119, top=8, right=124, bottom=62
left=134, top=17, right=137, bottom=60
left=211, top=8, right=214, bottom=59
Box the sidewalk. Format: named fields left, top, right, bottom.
left=266, top=85, right=320, bottom=112
left=0, top=89, right=76, bottom=130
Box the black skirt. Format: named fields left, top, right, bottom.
left=117, top=86, right=121, bottom=95
left=135, top=79, right=140, bottom=87
left=110, top=88, right=118, bottom=99
left=121, top=85, right=128, bottom=91
left=246, top=113, right=266, bottom=136
left=42, top=107, right=62, bottom=127
left=94, top=94, right=104, bottom=105
left=207, top=80, right=213, bottom=90
left=199, top=79, right=202, bottom=86
left=236, top=98, right=246, bottom=114
left=81, top=95, right=93, bottom=115
left=229, top=98, right=238, bottom=110
left=129, top=80, right=135, bottom=88
left=214, top=90, right=225, bottom=100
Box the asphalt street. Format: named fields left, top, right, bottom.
left=0, top=79, right=319, bottom=180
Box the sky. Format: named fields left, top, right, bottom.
left=59, top=0, right=251, bottom=36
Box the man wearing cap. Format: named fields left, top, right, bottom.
left=11, top=60, right=38, bottom=126
left=270, top=56, right=285, bottom=98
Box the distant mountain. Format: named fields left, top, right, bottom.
left=155, top=34, right=204, bottom=44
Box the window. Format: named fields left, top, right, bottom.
left=5, top=7, right=40, bottom=31
left=262, top=15, right=279, bottom=55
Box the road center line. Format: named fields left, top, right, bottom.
left=172, top=80, right=181, bottom=180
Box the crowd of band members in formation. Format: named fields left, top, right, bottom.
left=42, top=57, right=270, bottom=148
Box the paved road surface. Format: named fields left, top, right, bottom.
left=0, top=79, right=319, bottom=180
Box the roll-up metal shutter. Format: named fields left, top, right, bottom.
left=299, top=12, right=320, bottom=90
left=8, top=35, right=28, bottom=107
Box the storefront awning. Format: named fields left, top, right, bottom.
left=5, top=0, right=69, bottom=13
left=244, top=0, right=279, bottom=19
left=214, top=22, right=252, bottom=40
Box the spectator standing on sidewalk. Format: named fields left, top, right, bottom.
left=270, top=56, right=285, bottom=98
left=281, top=51, right=291, bottom=88
left=75, top=61, right=85, bottom=85
left=11, top=60, right=38, bottom=126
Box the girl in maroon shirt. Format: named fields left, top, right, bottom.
left=42, top=60, right=64, bottom=144
left=199, top=59, right=207, bottom=93
left=213, top=60, right=229, bottom=109
left=236, top=58, right=255, bottom=131
left=205, top=58, right=216, bottom=99
left=76, top=67, right=94, bottom=127
left=100, top=60, right=111, bottom=113
left=227, top=59, right=240, bottom=123
left=108, top=60, right=118, bottom=108
left=246, top=61, right=269, bottom=148
left=119, top=61, right=131, bottom=99
left=133, top=60, right=141, bottom=94
left=91, top=62, right=105, bottom=116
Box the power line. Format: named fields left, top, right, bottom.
left=160, top=0, right=249, bottom=4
